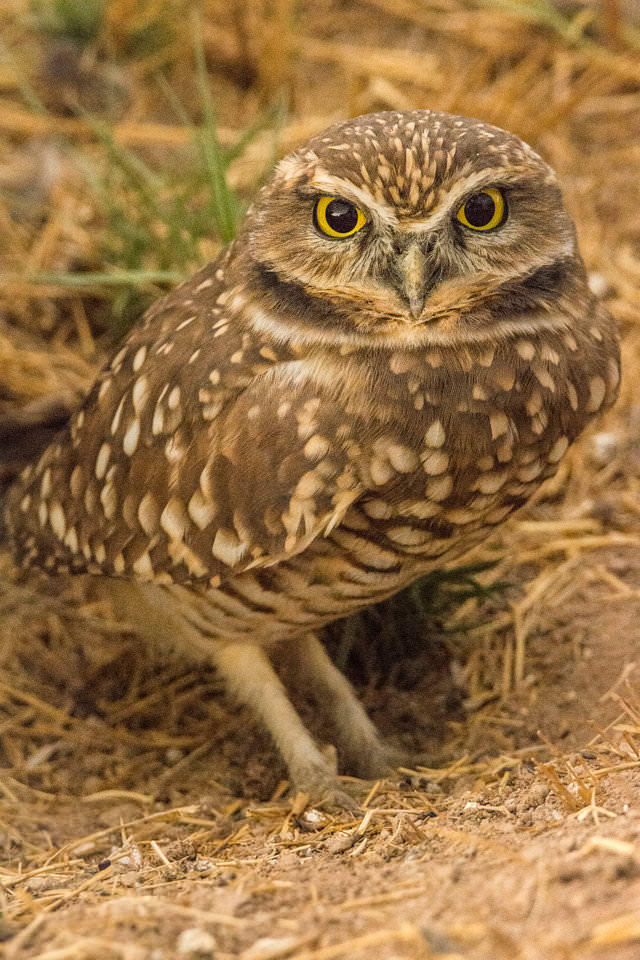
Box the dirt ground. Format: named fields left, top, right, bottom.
left=1, top=1, right=640, bottom=958
left=1, top=543, right=640, bottom=960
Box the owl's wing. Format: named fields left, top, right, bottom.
left=7, top=276, right=365, bottom=585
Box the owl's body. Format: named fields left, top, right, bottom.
left=5, top=111, right=619, bottom=799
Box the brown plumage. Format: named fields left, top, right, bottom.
left=4, top=110, right=620, bottom=802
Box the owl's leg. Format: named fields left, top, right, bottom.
left=99, top=580, right=357, bottom=805
left=284, top=634, right=403, bottom=781
left=212, top=640, right=358, bottom=806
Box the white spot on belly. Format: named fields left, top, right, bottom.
left=49, top=501, right=66, bottom=539
left=516, top=460, right=543, bottom=482
left=132, top=376, right=150, bottom=413
left=40, top=468, right=52, bottom=499
left=95, top=443, right=111, bottom=479
left=212, top=528, right=247, bottom=566
left=586, top=376, right=606, bottom=413
left=426, top=474, right=453, bottom=501
left=473, top=471, right=507, bottom=494
left=422, top=450, right=449, bottom=475
left=370, top=457, right=395, bottom=486
left=123, top=419, right=141, bottom=456
left=362, top=498, right=392, bottom=519
left=132, top=346, right=147, bottom=372
left=388, top=525, right=432, bottom=546
left=133, top=552, right=154, bottom=578
left=111, top=395, right=126, bottom=435
left=472, top=384, right=489, bottom=401
left=161, top=498, right=188, bottom=540
left=188, top=489, right=217, bottom=530
left=516, top=340, right=536, bottom=361
left=100, top=483, right=117, bottom=520
left=445, top=507, right=477, bottom=525
left=533, top=363, right=556, bottom=392
left=176, top=314, right=197, bottom=331
left=540, top=345, right=560, bottom=364
left=548, top=436, right=569, bottom=463
left=567, top=382, right=579, bottom=412
left=489, top=412, right=509, bottom=439
left=64, top=526, right=78, bottom=553
left=387, top=443, right=419, bottom=473
left=111, top=346, right=128, bottom=372
left=138, top=491, right=160, bottom=535
left=526, top=390, right=543, bottom=416
left=304, top=435, right=330, bottom=460
left=424, top=420, right=446, bottom=448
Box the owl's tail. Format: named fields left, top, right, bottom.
left=0, top=395, right=74, bottom=540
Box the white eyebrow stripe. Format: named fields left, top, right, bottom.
left=393, top=168, right=532, bottom=233
left=308, top=170, right=399, bottom=227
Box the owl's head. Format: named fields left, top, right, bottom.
left=239, top=110, right=585, bottom=348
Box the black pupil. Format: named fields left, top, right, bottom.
left=325, top=199, right=359, bottom=233
left=464, top=192, right=497, bottom=227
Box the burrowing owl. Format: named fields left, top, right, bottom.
left=5, top=111, right=620, bottom=801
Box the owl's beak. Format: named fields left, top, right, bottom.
left=400, top=242, right=430, bottom=320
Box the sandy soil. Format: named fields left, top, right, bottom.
left=1, top=541, right=640, bottom=960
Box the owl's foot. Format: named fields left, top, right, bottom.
left=341, top=742, right=412, bottom=782
left=289, top=765, right=364, bottom=812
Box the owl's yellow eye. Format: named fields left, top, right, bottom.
left=456, top=188, right=506, bottom=231
left=314, top=196, right=367, bottom=238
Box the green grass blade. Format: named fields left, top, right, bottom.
left=190, top=10, right=240, bottom=244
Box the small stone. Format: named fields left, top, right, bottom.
left=589, top=432, right=618, bottom=467
left=242, top=936, right=302, bottom=960
left=176, top=928, right=217, bottom=956
left=587, top=272, right=609, bottom=298
left=26, top=874, right=73, bottom=894
left=324, top=833, right=356, bottom=854
left=297, top=807, right=330, bottom=832
left=524, top=782, right=550, bottom=808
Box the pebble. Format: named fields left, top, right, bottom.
left=587, top=272, right=609, bottom=298
left=176, top=928, right=217, bottom=956
left=323, top=833, right=357, bottom=854
left=242, top=936, right=302, bottom=960
left=590, top=432, right=618, bottom=467
left=524, top=782, right=550, bottom=808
